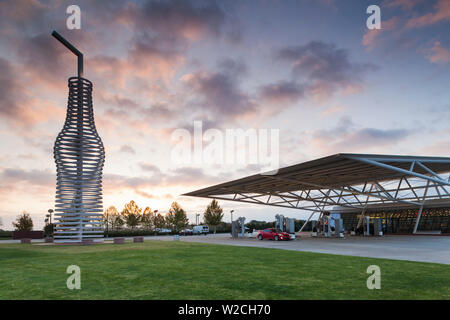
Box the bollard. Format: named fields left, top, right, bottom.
left=114, top=237, right=125, bottom=244
left=82, top=239, right=94, bottom=245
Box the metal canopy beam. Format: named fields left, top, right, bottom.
left=184, top=153, right=450, bottom=214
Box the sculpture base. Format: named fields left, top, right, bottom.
left=54, top=238, right=104, bottom=245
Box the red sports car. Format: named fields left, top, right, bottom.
left=257, top=228, right=291, bottom=241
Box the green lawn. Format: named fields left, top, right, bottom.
left=0, top=240, right=449, bottom=299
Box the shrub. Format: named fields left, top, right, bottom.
left=0, top=230, right=12, bottom=239
left=105, top=229, right=177, bottom=238
left=44, top=223, right=54, bottom=237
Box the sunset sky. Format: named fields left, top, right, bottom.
left=1, top=0, right=449, bottom=229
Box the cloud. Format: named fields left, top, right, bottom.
left=104, top=173, right=161, bottom=190
left=127, top=37, right=186, bottom=82
left=0, top=163, right=249, bottom=205
left=166, top=167, right=219, bottom=185
left=116, top=0, right=234, bottom=81
left=0, top=0, right=245, bottom=136
left=0, top=168, right=54, bottom=196
left=15, top=31, right=97, bottom=87
left=118, top=0, right=226, bottom=43
left=182, top=68, right=256, bottom=120
left=16, top=33, right=68, bottom=80
left=141, top=104, right=175, bottom=120
left=311, top=117, right=410, bottom=153
left=406, top=0, right=450, bottom=28
left=104, top=166, right=220, bottom=195
left=183, top=48, right=367, bottom=124
left=119, top=145, right=136, bottom=154
left=180, top=57, right=305, bottom=125
left=87, top=55, right=132, bottom=91
left=362, top=17, right=398, bottom=51
left=383, top=0, right=424, bottom=10
left=97, top=92, right=139, bottom=109
left=277, top=41, right=376, bottom=100
left=0, top=58, right=63, bottom=128
left=426, top=41, right=450, bottom=64
left=140, top=163, right=162, bottom=173
left=258, top=81, right=305, bottom=105
left=217, top=58, right=248, bottom=78
left=135, top=190, right=174, bottom=200
left=0, top=0, right=49, bottom=34
left=0, top=58, right=26, bottom=122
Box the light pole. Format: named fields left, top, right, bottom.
left=196, top=213, right=200, bottom=225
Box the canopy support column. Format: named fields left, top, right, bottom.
left=413, top=180, right=431, bottom=234
left=299, top=211, right=316, bottom=233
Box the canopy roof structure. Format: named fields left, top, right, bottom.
left=184, top=154, right=450, bottom=232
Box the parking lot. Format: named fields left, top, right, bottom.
left=150, top=233, right=450, bottom=265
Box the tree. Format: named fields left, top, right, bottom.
left=153, top=213, right=166, bottom=229
left=43, top=209, right=54, bottom=237
left=13, top=212, right=33, bottom=231
left=121, top=201, right=142, bottom=229
left=104, top=206, right=124, bottom=230
left=43, top=223, right=54, bottom=237
left=166, top=202, right=188, bottom=232
left=141, top=207, right=154, bottom=230
left=246, top=220, right=275, bottom=232
left=203, top=200, right=224, bottom=234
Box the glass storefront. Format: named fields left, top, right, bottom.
left=342, top=207, right=450, bottom=234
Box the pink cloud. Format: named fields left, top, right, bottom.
left=426, top=41, right=450, bottom=64
left=406, top=0, right=450, bottom=28
left=128, top=41, right=186, bottom=83
left=384, top=0, right=424, bottom=10
left=362, top=17, right=398, bottom=51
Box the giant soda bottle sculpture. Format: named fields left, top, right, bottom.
left=52, top=31, right=105, bottom=243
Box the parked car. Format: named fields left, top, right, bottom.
left=257, top=228, right=291, bottom=241
left=193, top=225, right=209, bottom=235
left=180, top=229, right=193, bottom=236
left=158, top=228, right=172, bottom=234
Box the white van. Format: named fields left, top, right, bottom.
left=193, top=225, right=209, bottom=235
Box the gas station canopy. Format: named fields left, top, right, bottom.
left=184, top=153, right=450, bottom=213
